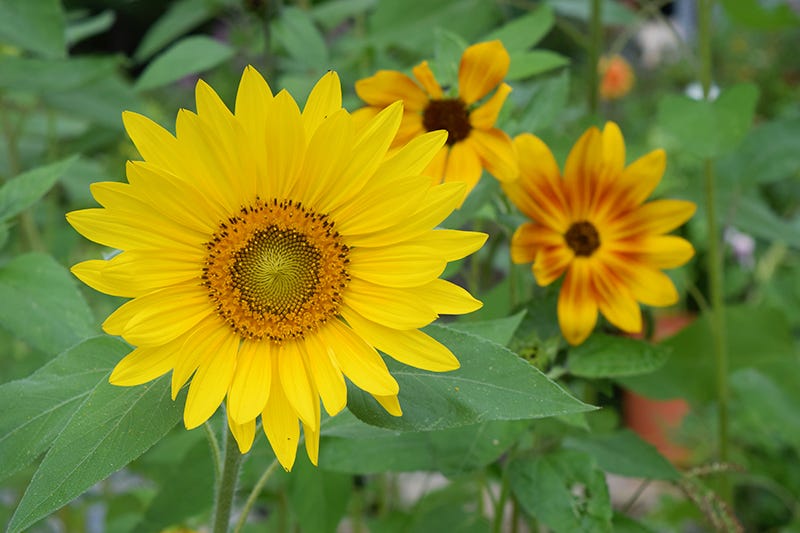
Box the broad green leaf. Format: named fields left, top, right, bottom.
left=0, top=0, right=65, bottom=58
left=135, top=36, right=235, bottom=92
left=547, top=0, right=636, bottom=24
left=0, top=56, right=120, bottom=93
left=286, top=454, right=352, bottom=533
left=567, top=334, right=669, bottom=378
left=484, top=4, right=554, bottom=51
left=717, top=117, right=800, bottom=187
left=0, top=156, right=78, bottom=222
left=367, top=0, right=500, bottom=52
left=720, top=0, right=800, bottom=29
left=0, top=337, right=127, bottom=482
left=510, top=450, right=612, bottom=533
left=347, top=324, right=593, bottom=431
left=727, top=193, right=800, bottom=249
left=564, top=429, right=680, bottom=480
left=448, top=311, right=526, bottom=346
left=310, top=0, right=376, bottom=30
left=274, top=7, right=329, bottom=71
left=132, top=439, right=214, bottom=533
left=511, top=69, right=570, bottom=134
left=0, top=253, right=96, bottom=355
left=44, top=75, right=140, bottom=129
left=430, top=28, right=469, bottom=90
left=134, top=0, right=222, bottom=62
left=65, top=10, right=115, bottom=46
left=321, top=411, right=528, bottom=474
left=507, top=50, right=569, bottom=80
left=405, top=483, right=490, bottom=533
left=619, top=306, right=795, bottom=406
left=7, top=375, right=182, bottom=532
left=658, top=83, right=759, bottom=159
left=730, top=368, right=800, bottom=454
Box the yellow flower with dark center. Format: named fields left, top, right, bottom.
left=503, top=123, right=696, bottom=346
left=67, top=67, right=487, bottom=471
left=354, top=40, right=518, bottom=200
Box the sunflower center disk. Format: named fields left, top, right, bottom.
left=565, top=221, right=601, bottom=257
left=422, top=98, right=471, bottom=145
left=203, top=199, right=350, bottom=342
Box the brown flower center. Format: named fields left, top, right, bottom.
left=565, top=221, right=600, bottom=256
left=422, top=98, right=471, bottom=145
left=203, top=199, right=349, bottom=342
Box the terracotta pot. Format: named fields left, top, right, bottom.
left=623, top=313, right=694, bottom=465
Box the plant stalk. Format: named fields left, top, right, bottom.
left=588, top=0, right=603, bottom=116
left=212, top=428, right=244, bottom=533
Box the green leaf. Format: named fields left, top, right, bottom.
left=0, top=56, right=119, bottom=94
left=7, top=375, right=183, bottom=532
left=0, top=253, right=96, bottom=355
left=547, top=0, right=636, bottom=24
left=726, top=194, right=800, bottom=249
left=286, top=454, right=352, bottom=533
left=511, top=69, right=570, bottom=134
left=510, top=450, right=613, bottom=533
left=448, top=311, right=526, bottom=346
left=567, top=334, right=669, bottom=378
left=720, top=0, right=800, bottom=29
left=717, top=117, right=800, bottom=187
left=273, top=7, right=329, bottom=71
left=564, top=429, right=680, bottom=480
left=132, top=439, right=214, bottom=533
left=0, top=156, right=78, bottom=222
left=321, top=411, right=528, bottom=474
left=0, top=0, right=65, bottom=58
left=484, top=4, right=554, bottom=51
left=134, top=0, right=222, bottom=62
left=657, top=83, right=759, bottom=159
left=347, top=323, right=593, bottom=431
left=507, top=50, right=569, bottom=80
left=135, top=36, right=235, bottom=92
left=619, top=306, right=795, bottom=405
left=310, top=0, right=376, bottom=30
left=44, top=75, right=140, bottom=129
left=0, top=337, right=128, bottom=482
left=65, top=10, right=116, bottom=46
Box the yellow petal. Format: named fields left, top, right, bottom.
left=458, top=40, right=510, bottom=104
left=608, top=199, right=697, bottom=240
left=301, top=388, right=321, bottom=466
left=355, top=70, right=428, bottom=110
left=533, top=245, right=573, bottom=286
left=322, top=319, right=399, bottom=396
left=557, top=259, right=598, bottom=345
left=227, top=414, right=256, bottom=454
left=591, top=260, right=642, bottom=334
left=466, top=128, right=518, bottom=182
left=344, top=278, right=438, bottom=329
left=601, top=253, right=680, bottom=307
left=424, top=145, right=448, bottom=184
left=109, top=342, right=178, bottom=386
left=409, top=279, right=482, bottom=316
left=373, top=130, right=448, bottom=183
left=412, top=60, right=443, bottom=99
left=601, top=122, right=626, bottom=178
left=262, top=90, right=306, bottom=200
left=183, top=327, right=239, bottom=429
left=302, top=70, right=342, bottom=138
left=121, top=111, right=179, bottom=167
left=373, top=393, right=402, bottom=416
left=277, top=341, right=317, bottom=427
left=563, top=126, right=603, bottom=221
left=616, top=149, right=667, bottom=210
left=348, top=245, right=446, bottom=288
left=394, top=112, right=426, bottom=146
left=171, top=316, right=230, bottom=399
left=72, top=259, right=135, bottom=298
left=443, top=140, right=483, bottom=201
left=412, top=229, right=488, bottom=261
left=469, top=82, right=512, bottom=129
left=88, top=250, right=200, bottom=298
left=606, top=235, right=695, bottom=269
left=302, top=332, right=347, bottom=416
left=227, top=339, right=272, bottom=424
left=262, top=367, right=300, bottom=471
left=342, top=306, right=460, bottom=372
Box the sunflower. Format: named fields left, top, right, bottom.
left=503, top=123, right=696, bottom=346
left=67, top=67, right=486, bottom=471
left=354, top=40, right=518, bottom=200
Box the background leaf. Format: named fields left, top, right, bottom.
left=134, top=0, right=224, bottom=62
left=135, top=36, right=235, bottom=92
left=567, top=334, right=670, bottom=378
left=347, top=324, right=593, bottom=431
left=286, top=454, right=352, bottom=533
left=507, top=50, right=569, bottom=80
left=0, top=253, right=96, bottom=355
left=483, top=4, right=554, bottom=51
left=7, top=375, right=183, bottom=533
left=0, top=0, right=65, bottom=58
left=0, top=336, right=128, bottom=482
left=0, top=156, right=78, bottom=222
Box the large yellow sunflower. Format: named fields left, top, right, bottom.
left=67, top=67, right=486, bottom=471
left=503, top=123, right=696, bottom=346
left=354, top=40, right=518, bottom=200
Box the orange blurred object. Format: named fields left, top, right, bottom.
left=624, top=314, right=694, bottom=465
left=599, top=54, right=635, bottom=100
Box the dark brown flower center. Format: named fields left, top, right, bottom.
left=565, top=221, right=600, bottom=256
left=422, top=98, right=471, bottom=145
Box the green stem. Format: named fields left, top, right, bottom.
left=212, top=428, right=244, bottom=533
left=204, top=421, right=223, bottom=478
left=492, top=464, right=510, bottom=533
left=698, top=0, right=730, bottom=498
left=588, top=0, right=603, bottom=116
left=232, top=460, right=278, bottom=533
